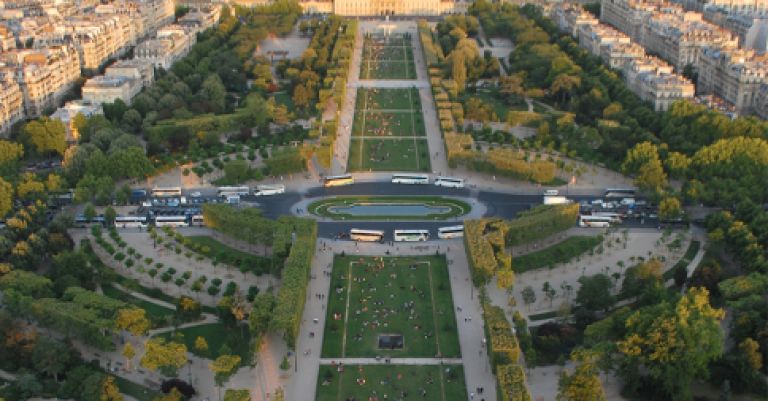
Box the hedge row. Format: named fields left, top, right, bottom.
left=464, top=219, right=513, bottom=287
left=505, top=203, right=580, bottom=246
left=272, top=216, right=317, bottom=348
left=202, top=203, right=276, bottom=246
left=497, top=364, right=532, bottom=401
left=483, top=303, right=520, bottom=367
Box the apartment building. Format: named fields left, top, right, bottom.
left=601, top=41, right=647, bottom=69
left=0, top=73, right=25, bottom=137
left=550, top=3, right=599, bottom=37
left=578, top=23, right=630, bottom=56
left=1, top=45, right=81, bottom=117
left=177, top=5, right=222, bottom=32
left=0, top=25, right=16, bottom=51
left=698, top=47, right=768, bottom=113
left=230, top=0, right=470, bottom=15
left=134, top=26, right=193, bottom=70
left=601, top=0, right=668, bottom=41
left=675, top=0, right=768, bottom=12
left=106, top=59, right=154, bottom=87
left=82, top=75, right=140, bottom=105
left=61, top=14, right=138, bottom=71
left=96, top=0, right=174, bottom=39
left=642, top=10, right=737, bottom=69
left=755, top=84, right=768, bottom=119
left=704, top=6, right=768, bottom=51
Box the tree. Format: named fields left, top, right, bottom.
left=522, top=286, right=536, bottom=310
left=116, top=308, right=150, bottom=336
left=210, top=355, right=241, bottom=399
left=100, top=376, right=123, bottom=401
left=738, top=338, right=763, bottom=371
left=616, top=287, right=724, bottom=401
left=543, top=281, right=557, bottom=307
left=140, top=338, right=188, bottom=376
left=104, top=206, right=117, bottom=228
left=84, top=203, right=97, bottom=221
left=659, top=197, right=683, bottom=221
left=576, top=274, right=615, bottom=313
left=558, top=348, right=606, bottom=401
left=14, top=373, right=42, bottom=399
left=46, top=173, right=63, bottom=192
left=0, top=177, right=12, bottom=218
left=194, top=336, right=209, bottom=356
left=154, top=388, right=183, bottom=401
left=22, top=118, right=66, bottom=155
left=121, top=109, right=143, bottom=133
left=122, top=342, right=136, bottom=371
left=249, top=292, right=276, bottom=337
left=0, top=140, right=23, bottom=174
left=32, top=337, right=71, bottom=381
left=223, top=160, right=251, bottom=183
left=16, top=173, right=45, bottom=199
left=200, top=74, right=227, bottom=113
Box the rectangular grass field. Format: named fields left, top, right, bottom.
left=321, top=255, right=460, bottom=358
left=360, top=34, right=416, bottom=80
left=348, top=138, right=430, bottom=172
left=349, top=87, right=429, bottom=171
left=316, top=364, right=467, bottom=401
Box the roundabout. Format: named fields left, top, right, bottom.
left=307, top=196, right=472, bottom=220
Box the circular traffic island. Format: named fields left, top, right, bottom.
left=308, top=196, right=471, bottom=220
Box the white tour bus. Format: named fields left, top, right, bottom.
left=592, top=212, right=624, bottom=223
left=152, top=186, right=182, bottom=198
left=190, top=214, right=205, bottom=227
left=217, top=186, right=250, bottom=197
left=324, top=174, right=354, bottom=187
left=579, top=215, right=612, bottom=228
left=394, top=229, right=430, bottom=242
left=434, top=176, right=465, bottom=189
left=254, top=184, right=285, bottom=196
left=350, top=229, right=385, bottom=242
left=391, top=174, right=429, bottom=185
left=115, top=216, right=148, bottom=229
left=437, top=225, right=464, bottom=239
left=154, top=215, right=189, bottom=228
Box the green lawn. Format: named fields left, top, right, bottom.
left=348, top=138, right=430, bottom=172
left=513, top=235, right=604, bottom=273
left=156, top=322, right=252, bottom=363
left=102, top=284, right=175, bottom=327
left=187, top=235, right=270, bottom=264
left=114, top=376, right=163, bottom=401
left=352, top=110, right=424, bottom=137
left=356, top=88, right=421, bottom=110
left=321, top=255, right=460, bottom=358
left=360, top=35, right=416, bottom=80
left=316, top=364, right=467, bottom=401
left=308, top=196, right=471, bottom=220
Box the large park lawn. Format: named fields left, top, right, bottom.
left=348, top=138, right=430, bottom=172
left=360, top=34, right=416, bottom=80
left=316, top=364, right=467, bottom=401
left=321, top=255, right=460, bottom=358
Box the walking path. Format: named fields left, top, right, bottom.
left=319, top=358, right=463, bottom=365
left=284, top=239, right=497, bottom=401
left=147, top=313, right=218, bottom=336
left=112, top=282, right=176, bottom=310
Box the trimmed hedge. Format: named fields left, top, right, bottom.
left=464, top=219, right=513, bottom=287
left=482, top=303, right=520, bottom=368
left=505, top=203, right=580, bottom=246
left=497, top=364, right=532, bottom=401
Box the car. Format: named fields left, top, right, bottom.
left=190, top=191, right=202, bottom=198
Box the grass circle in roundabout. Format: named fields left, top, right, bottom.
left=308, top=196, right=471, bottom=220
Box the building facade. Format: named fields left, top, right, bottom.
left=0, top=73, right=25, bottom=137
left=698, top=47, right=768, bottom=113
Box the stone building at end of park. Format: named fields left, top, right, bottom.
left=232, top=0, right=473, bottom=16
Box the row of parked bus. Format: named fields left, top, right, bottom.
left=349, top=226, right=464, bottom=242
left=322, top=174, right=465, bottom=188
left=75, top=214, right=205, bottom=229
left=148, top=185, right=286, bottom=199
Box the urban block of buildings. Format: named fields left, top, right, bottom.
left=552, top=3, right=695, bottom=111
left=0, top=0, right=221, bottom=137
left=598, top=0, right=768, bottom=116
left=230, top=0, right=472, bottom=16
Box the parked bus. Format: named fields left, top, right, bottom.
left=434, top=176, right=465, bottom=189
left=350, top=229, right=385, bottom=242
left=152, top=186, right=182, bottom=198
left=254, top=184, right=285, bottom=196
left=392, top=174, right=429, bottom=185
left=604, top=188, right=636, bottom=199
left=115, top=216, right=148, bottom=229
left=591, top=212, right=624, bottom=223
left=394, top=229, right=430, bottom=242
left=217, top=186, right=250, bottom=197
left=154, top=215, right=189, bottom=227
left=190, top=214, right=205, bottom=227
left=437, top=225, right=464, bottom=239
left=579, top=215, right=612, bottom=228
left=324, top=174, right=354, bottom=187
